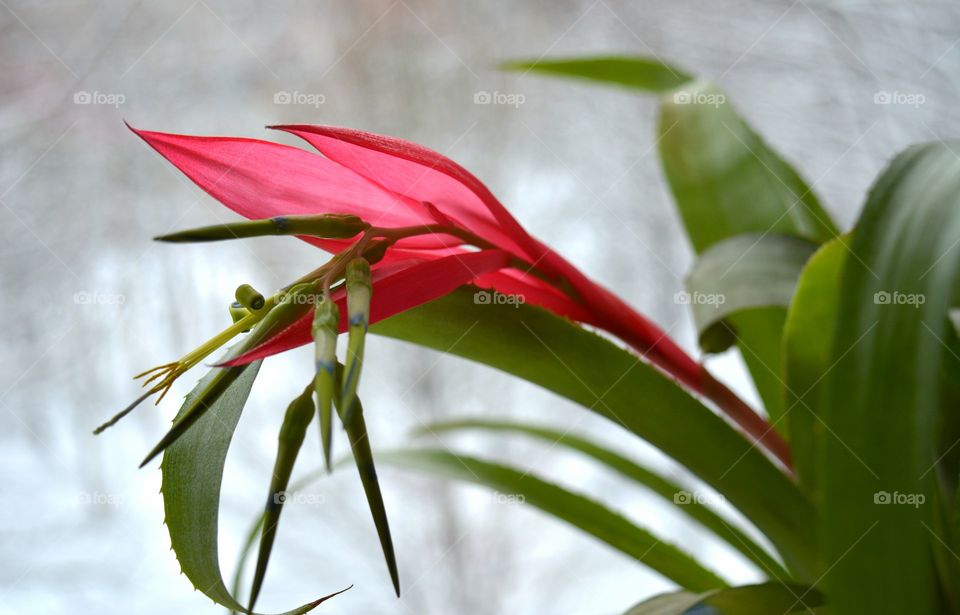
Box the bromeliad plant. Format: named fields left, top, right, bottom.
left=101, top=55, right=960, bottom=615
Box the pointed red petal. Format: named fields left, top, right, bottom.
left=127, top=125, right=460, bottom=251
left=224, top=249, right=513, bottom=365
left=269, top=125, right=544, bottom=259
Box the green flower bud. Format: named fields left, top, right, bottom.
left=235, top=284, right=265, bottom=311
left=340, top=258, right=372, bottom=424
left=312, top=297, right=339, bottom=472
left=154, top=214, right=369, bottom=243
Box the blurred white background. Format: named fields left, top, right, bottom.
left=2, top=1, right=959, bottom=613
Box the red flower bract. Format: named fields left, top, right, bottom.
left=130, top=124, right=696, bottom=379
left=130, top=123, right=790, bottom=468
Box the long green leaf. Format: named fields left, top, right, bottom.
left=379, top=449, right=727, bottom=591
left=818, top=142, right=960, bottom=613
left=422, top=419, right=788, bottom=578
left=370, top=289, right=815, bottom=578
left=782, top=237, right=848, bottom=496
left=623, top=582, right=824, bottom=614
left=659, top=80, right=838, bottom=429
left=658, top=80, right=838, bottom=253
left=501, top=56, right=693, bottom=92
left=161, top=355, right=342, bottom=614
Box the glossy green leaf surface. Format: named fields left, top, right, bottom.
left=658, top=81, right=838, bottom=254
left=379, top=449, right=727, bottom=591
left=818, top=143, right=960, bottom=613
left=422, top=419, right=787, bottom=578
left=160, top=356, right=342, bottom=614
left=782, top=237, right=848, bottom=496
left=370, top=289, right=815, bottom=577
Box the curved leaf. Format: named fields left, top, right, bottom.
left=657, top=80, right=838, bottom=254
left=501, top=56, right=693, bottom=92
left=379, top=449, right=727, bottom=591
left=685, top=234, right=817, bottom=426
left=686, top=234, right=817, bottom=354
left=818, top=142, right=960, bottom=613
left=659, top=80, right=837, bottom=429
left=160, top=356, right=342, bottom=614
left=782, top=237, right=848, bottom=495
left=623, top=582, right=824, bottom=614
left=370, top=289, right=816, bottom=578
left=422, top=419, right=788, bottom=578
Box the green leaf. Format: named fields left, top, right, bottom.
left=685, top=234, right=818, bottom=427
left=161, top=356, right=342, bottom=614
left=379, top=449, right=728, bottom=591
left=370, top=289, right=815, bottom=578
left=500, top=56, right=693, bottom=92
left=333, top=366, right=400, bottom=597
left=782, top=237, right=848, bottom=495
left=659, top=81, right=837, bottom=429
left=622, top=582, right=824, bottom=614
left=658, top=81, right=838, bottom=254
left=818, top=142, right=960, bottom=613
left=422, top=419, right=788, bottom=578
left=686, top=234, right=818, bottom=354
left=248, top=385, right=316, bottom=612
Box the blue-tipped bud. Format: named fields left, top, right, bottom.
left=235, top=284, right=265, bottom=311
left=340, top=258, right=372, bottom=424
left=312, top=297, right=339, bottom=471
